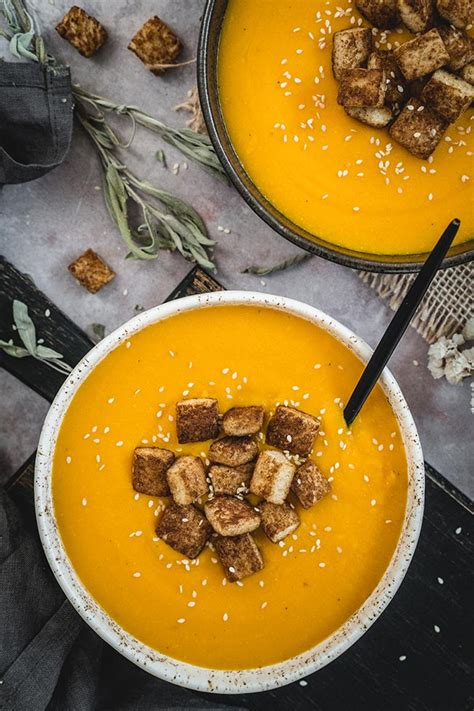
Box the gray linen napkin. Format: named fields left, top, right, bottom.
left=0, top=62, right=73, bottom=185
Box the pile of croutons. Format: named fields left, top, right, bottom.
left=132, top=399, right=331, bottom=582
left=333, top=0, right=474, bottom=158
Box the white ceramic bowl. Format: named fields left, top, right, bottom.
left=35, top=292, right=425, bottom=694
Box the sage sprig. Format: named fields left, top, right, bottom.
left=242, top=252, right=312, bottom=276
left=1, top=0, right=220, bottom=269
left=0, top=300, right=73, bottom=374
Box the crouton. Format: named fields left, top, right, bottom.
left=166, top=455, right=208, bottom=505
left=266, top=406, right=320, bottom=457
left=332, top=28, right=373, bottom=80
left=389, top=97, right=448, bottom=158
left=156, top=503, right=211, bottom=558
left=250, top=450, right=296, bottom=505
left=260, top=502, right=300, bottom=543
left=176, top=398, right=219, bottom=443
left=208, top=464, right=253, bottom=496
left=397, top=0, right=434, bottom=33
left=394, top=29, right=450, bottom=81
left=368, top=50, right=408, bottom=105
left=205, top=496, right=261, bottom=536
left=356, top=0, right=400, bottom=27
left=128, top=16, right=181, bottom=74
left=438, top=25, right=474, bottom=71
left=437, top=0, right=474, bottom=28
left=291, top=460, right=331, bottom=509
left=421, top=69, right=474, bottom=121
left=132, top=447, right=175, bottom=496
left=345, top=106, right=393, bottom=126
left=68, top=249, right=115, bottom=293
left=222, top=406, right=265, bottom=437
left=209, top=436, right=258, bottom=467
left=460, top=62, right=474, bottom=84
left=338, top=68, right=387, bottom=108
left=213, top=533, right=264, bottom=581
left=56, top=6, right=107, bottom=57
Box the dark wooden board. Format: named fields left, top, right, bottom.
left=2, top=258, right=473, bottom=710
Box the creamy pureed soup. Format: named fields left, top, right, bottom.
left=218, top=1, right=473, bottom=256
left=53, top=305, right=408, bottom=670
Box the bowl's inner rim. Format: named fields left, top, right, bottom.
left=35, top=293, right=425, bottom=693
left=198, top=0, right=474, bottom=270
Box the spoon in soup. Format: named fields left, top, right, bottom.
left=344, top=218, right=461, bottom=427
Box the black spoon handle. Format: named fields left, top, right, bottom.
left=344, top=218, right=461, bottom=427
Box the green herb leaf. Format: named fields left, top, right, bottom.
left=242, top=253, right=312, bottom=276
left=155, top=149, right=167, bottom=168
left=0, top=339, right=30, bottom=358
left=13, top=299, right=37, bottom=355
left=91, top=323, right=106, bottom=342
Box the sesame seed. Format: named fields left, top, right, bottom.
left=116, top=441, right=124, bottom=447
left=133, top=572, right=141, bottom=578
left=319, top=562, right=326, bottom=568
left=300, top=680, right=308, bottom=687
left=371, top=499, right=377, bottom=507
left=81, top=497, right=87, bottom=506
left=434, top=625, right=440, bottom=633
left=399, top=655, right=407, bottom=662
left=455, top=527, right=462, bottom=534
left=177, top=618, right=186, bottom=624
left=66, top=456, right=72, bottom=464
left=437, top=577, right=444, bottom=584
left=223, top=613, right=229, bottom=621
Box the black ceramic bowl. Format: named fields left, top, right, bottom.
left=197, top=0, right=474, bottom=273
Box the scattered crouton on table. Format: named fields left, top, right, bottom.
left=291, top=460, right=331, bottom=509
left=260, top=501, right=300, bottom=543
left=128, top=16, right=181, bottom=74
left=332, top=27, right=373, bottom=80
left=176, top=398, right=220, bottom=443
left=205, top=496, right=261, bottom=536
left=166, top=455, right=208, bottom=505
left=132, top=447, right=175, bottom=496
left=389, top=97, right=448, bottom=158
left=209, top=436, right=259, bottom=467
left=214, top=533, right=264, bottom=582
left=250, top=450, right=296, bottom=505
left=56, top=6, right=107, bottom=57
left=266, top=405, right=320, bottom=457
left=156, top=503, right=211, bottom=559
left=68, top=249, right=115, bottom=293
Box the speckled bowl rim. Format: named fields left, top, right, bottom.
left=35, top=292, right=425, bottom=694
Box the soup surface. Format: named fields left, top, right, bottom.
left=218, top=0, right=473, bottom=256
left=53, top=305, right=408, bottom=669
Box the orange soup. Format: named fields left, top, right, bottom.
left=53, top=305, right=408, bottom=669
left=218, top=0, right=473, bottom=256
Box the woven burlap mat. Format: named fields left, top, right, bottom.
left=359, top=262, right=474, bottom=344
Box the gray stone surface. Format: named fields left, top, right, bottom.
left=1, top=0, right=472, bottom=496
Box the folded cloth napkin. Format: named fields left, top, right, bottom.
left=0, top=490, right=246, bottom=711
left=0, top=62, right=73, bottom=185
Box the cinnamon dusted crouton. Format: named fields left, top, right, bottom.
left=421, top=69, right=474, bottom=121
left=438, top=25, right=473, bottom=71
left=214, top=533, right=264, bottom=581
left=437, top=0, right=474, bottom=28
left=260, top=502, right=300, bottom=543
left=128, top=16, right=181, bottom=74
left=356, top=0, right=400, bottom=27
left=393, top=29, right=450, bottom=81
left=208, top=464, right=253, bottom=496
left=291, top=460, right=331, bottom=509
left=156, top=503, right=211, bottom=558
left=222, top=406, right=264, bottom=437
left=176, top=398, right=219, bottom=443
left=56, top=6, right=107, bottom=57
left=205, top=496, right=261, bottom=536
left=209, top=436, right=258, bottom=467
left=68, top=249, right=115, bottom=293
left=332, top=28, right=373, bottom=80
left=397, top=0, right=434, bottom=33
left=460, top=62, right=474, bottom=84
left=368, top=51, right=408, bottom=105
left=166, top=456, right=208, bottom=505
left=389, top=97, right=448, bottom=158
left=345, top=106, right=393, bottom=126
left=266, top=406, right=320, bottom=457
left=338, top=68, right=387, bottom=108
left=132, top=447, right=175, bottom=496
left=250, top=450, right=296, bottom=504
